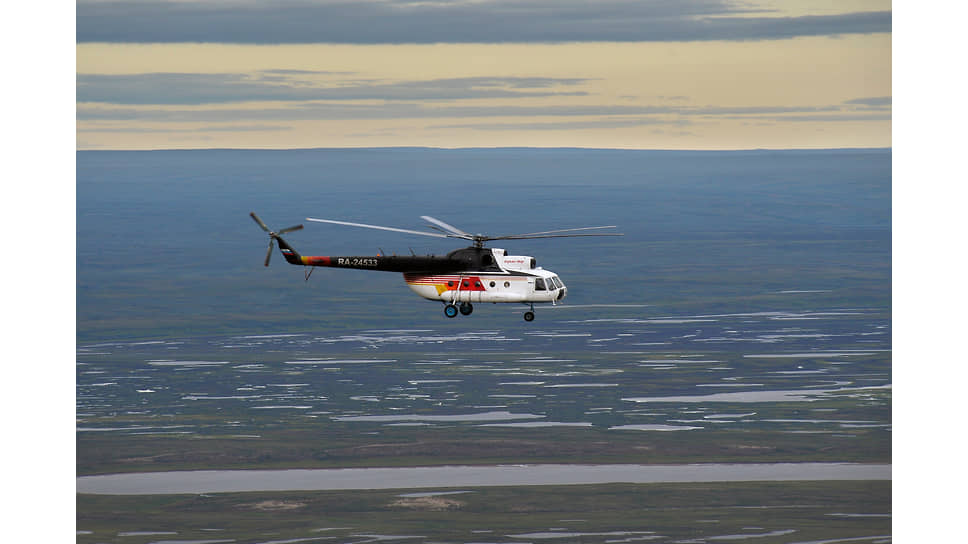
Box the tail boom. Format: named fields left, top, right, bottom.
left=295, top=252, right=463, bottom=273
left=271, top=232, right=461, bottom=273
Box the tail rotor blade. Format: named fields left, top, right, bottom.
left=264, top=240, right=274, bottom=267
left=278, top=224, right=304, bottom=235
left=252, top=213, right=302, bottom=267
left=250, top=212, right=271, bottom=232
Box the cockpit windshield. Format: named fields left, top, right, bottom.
left=535, top=276, right=564, bottom=291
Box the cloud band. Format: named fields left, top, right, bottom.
left=77, top=0, right=891, bottom=44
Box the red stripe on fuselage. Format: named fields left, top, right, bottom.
left=303, top=256, right=332, bottom=266
left=405, top=274, right=487, bottom=291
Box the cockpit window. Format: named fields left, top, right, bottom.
left=535, top=278, right=546, bottom=291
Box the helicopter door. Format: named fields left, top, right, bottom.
left=469, top=278, right=483, bottom=303
left=455, top=277, right=484, bottom=303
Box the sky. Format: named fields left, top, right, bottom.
left=75, top=0, right=892, bottom=150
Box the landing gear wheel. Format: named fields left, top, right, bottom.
left=459, top=302, right=474, bottom=316
left=444, top=304, right=459, bottom=318
left=523, top=311, right=535, bottom=322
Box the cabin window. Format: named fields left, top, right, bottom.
left=490, top=281, right=496, bottom=288
left=463, top=280, right=470, bottom=288
left=504, top=281, right=510, bottom=288
left=448, top=281, right=454, bottom=287
left=535, top=278, right=546, bottom=291
left=474, top=281, right=481, bottom=288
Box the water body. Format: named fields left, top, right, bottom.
left=76, top=148, right=890, bottom=343
left=77, top=462, right=890, bottom=495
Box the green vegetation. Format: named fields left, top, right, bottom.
left=78, top=419, right=891, bottom=476
left=78, top=481, right=891, bottom=544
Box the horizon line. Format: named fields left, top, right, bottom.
left=76, top=145, right=893, bottom=153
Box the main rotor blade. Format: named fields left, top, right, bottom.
left=264, top=240, right=274, bottom=267
left=511, top=225, right=619, bottom=237
left=306, top=218, right=450, bottom=239
left=489, top=232, right=624, bottom=241
left=420, top=216, right=472, bottom=238
left=250, top=212, right=271, bottom=232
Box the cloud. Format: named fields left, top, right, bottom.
left=77, top=90, right=890, bottom=128
left=77, top=0, right=891, bottom=44
left=76, top=102, right=679, bottom=123
left=76, top=72, right=589, bottom=105
left=432, top=117, right=692, bottom=131
left=772, top=113, right=893, bottom=122
left=78, top=124, right=293, bottom=133
left=844, top=96, right=892, bottom=107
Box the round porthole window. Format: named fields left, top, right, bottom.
left=489, top=281, right=496, bottom=288
left=504, top=281, right=511, bottom=288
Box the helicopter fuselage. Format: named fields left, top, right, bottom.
left=403, top=248, right=567, bottom=305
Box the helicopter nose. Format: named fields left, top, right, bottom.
left=557, top=286, right=567, bottom=301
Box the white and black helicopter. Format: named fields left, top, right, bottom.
left=251, top=212, right=622, bottom=321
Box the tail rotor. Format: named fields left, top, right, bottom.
left=250, top=212, right=303, bottom=266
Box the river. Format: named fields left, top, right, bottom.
left=77, top=462, right=890, bottom=495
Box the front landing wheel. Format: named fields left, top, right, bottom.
left=444, top=304, right=459, bottom=318
left=523, top=311, right=535, bottom=322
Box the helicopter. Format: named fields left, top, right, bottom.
left=250, top=212, right=622, bottom=321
